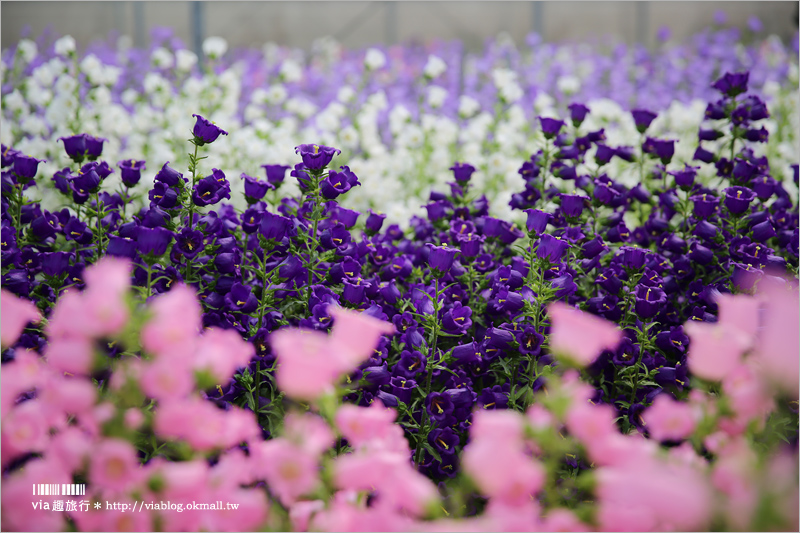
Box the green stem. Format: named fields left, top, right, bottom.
left=94, top=191, right=105, bottom=260
left=467, top=264, right=476, bottom=305
left=638, top=133, right=646, bottom=185
left=254, top=361, right=262, bottom=422
left=510, top=365, right=520, bottom=410
left=414, top=277, right=441, bottom=466
left=187, top=142, right=200, bottom=228
left=145, top=262, right=153, bottom=299
left=628, top=329, right=649, bottom=407
left=256, top=246, right=274, bottom=328
left=119, top=186, right=129, bottom=224
left=539, top=143, right=551, bottom=198
left=14, top=182, right=24, bottom=244
left=305, top=173, right=323, bottom=310
left=526, top=237, right=537, bottom=286
left=525, top=258, right=548, bottom=410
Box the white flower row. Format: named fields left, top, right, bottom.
left=2, top=35, right=798, bottom=228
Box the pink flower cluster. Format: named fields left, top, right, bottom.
left=1, top=258, right=440, bottom=532
left=269, top=305, right=395, bottom=401
left=685, top=278, right=798, bottom=436
left=0, top=289, right=41, bottom=349
left=289, top=403, right=440, bottom=530
left=2, top=259, right=267, bottom=531
left=547, top=301, right=623, bottom=366
left=1, top=257, right=797, bottom=532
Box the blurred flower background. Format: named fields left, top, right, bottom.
left=2, top=2, right=798, bottom=227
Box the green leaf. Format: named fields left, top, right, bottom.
left=422, top=443, right=442, bottom=463
left=513, top=385, right=529, bottom=401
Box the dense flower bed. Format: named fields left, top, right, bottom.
left=2, top=28, right=798, bottom=224
left=1, top=28, right=799, bottom=532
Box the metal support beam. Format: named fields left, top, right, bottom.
left=385, top=1, right=397, bottom=45
left=113, top=3, right=126, bottom=38
left=192, top=2, right=205, bottom=57
left=636, top=1, right=650, bottom=48
left=132, top=2, right=145, bottom=49
left=532, top=2, right=544, bottom=38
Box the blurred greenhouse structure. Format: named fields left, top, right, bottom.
left=2, top=1, right=798, bottom=53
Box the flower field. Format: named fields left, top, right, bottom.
left=1, top=25, right=799, bottom=532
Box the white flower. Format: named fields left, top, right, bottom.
left=54, top=36, right=76, bottom=56
left=203, top=36, right=228, bottom=59
left=427, top=86, right=448, bottom=109
left=337, top=86, right=355, bottom=103
left=285, top=98, right=317, bottom=120
left=218, top=69, right=240, bottom=91
left=460, top=121, right=487, bottom=144
left=461, top=143, right=483, bottom=165
left=276, top=116, right=298, bottom=135
left=420, top=113, right=438, bottom=133
left=364, top=48, right=386, bottom=70
left=492, top=68, right=523, bottom=104
left=27, top=85, right=52, bottom=107
left=433, top=118, right=458, bottom=145
left=338, top=125, right=359, bottom=150
left=506, top=104, right=527, bottom=127
left=499, top=82, right=523, bottom=104
left=458, top=95, right=480, bottom=119
left=761, top=80, right=781, bottom=100
left=487, top=152, right=509, bottom=175
left=44, top=96, right=72, bottom=124
left=17, top=39, right=37, bottom=63
left=399, top=124, right=424, bottom=148
left=326, top=101, right=347, bottom=118
left=557, top=75, right=581, bottom=95
left=117, top=35, right=133, bottom=55
left=151, top=47, right=174, bottom=69
left=389, top=104, right=411, bottom=134
left=279, top=59, right=303, bottom=83
left=101, top=105, right=132, bottom=137
left=3, top=90, right=26, bottom=113
left=100, top=65, right=121, bottom=86
left=89, top=86, right=112, bottom=106
left=533, top=92, right=556, bottom=114
left=176, top=49, right=198, bottom=72
left=46, top=58, right=67, bottom=77
left=576, top=59, right=595, bottom=79
left=387, top=203, right=413, bottom=229
left=250, top=88, right=269, bottom=105
left=491, top=68, right=517, bottom=89
left=80, top=54, right=103, bottom=79
left=423, top=55, right=447, bottom=79
left=586, top=97, right=624, bottom=123
left=266, top=84, right=287, bottom=106
left=21, top=115, right=47, bottom=136
left=365, top=90, right=388, bottom=111
left=262, top=42, right=280, bottom=65
left=143, top=72, right=168, bottom=94
left=121, top=88, right=139, bottom=106
left=0, top=121, right=12, bottom=145
left=315, top=109, right=339, bottom=132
